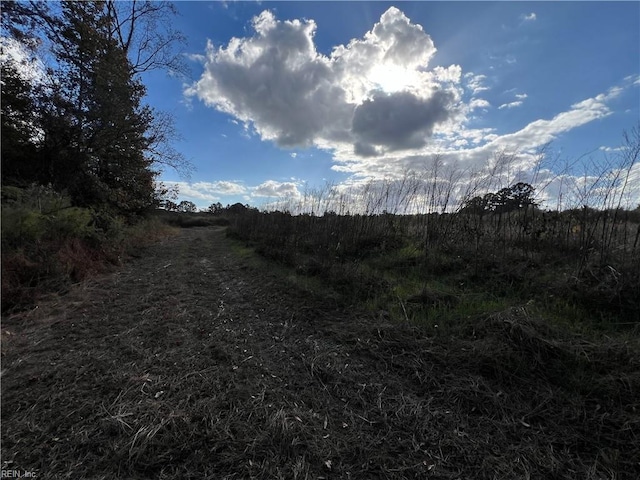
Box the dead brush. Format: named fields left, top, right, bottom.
left=453, top=307, right=640, bottom=476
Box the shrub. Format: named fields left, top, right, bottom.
left=47, top=207, right=94, bottom=241
left=0, top=185, right=175, bottom=313
left=1, top=206, right=47, bottom=246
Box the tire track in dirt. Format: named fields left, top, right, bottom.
left=2, top=226, right=635, bottom=479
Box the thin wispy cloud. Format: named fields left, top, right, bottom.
left=469, top=98, right=491, bottom=111
left=464, top=73, right=490, bottom=95
left=498, top=101, right=523, bottom=110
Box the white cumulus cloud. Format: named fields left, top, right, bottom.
left=184, top=7, right=638, bottom=209
left=186, top=7, right=462, bottom=157
left=252, top=180, right=301, bottom=198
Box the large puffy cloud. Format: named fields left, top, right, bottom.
left=186, top=7, right=460, bottom=155
left=330, top=6, right=437, bottom=98
left=369, top=6, right=435, bottom=67
left=187, top=10, right=346, bottom=147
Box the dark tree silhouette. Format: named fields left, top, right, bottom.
left=1, top=0, right=189, bottom=214
left=462, top=183, right=537, bottom=214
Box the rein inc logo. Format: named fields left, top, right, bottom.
left=1, top=470, right=38, bottom=478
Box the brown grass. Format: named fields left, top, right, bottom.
left=2, top=226, right=638, bottom=479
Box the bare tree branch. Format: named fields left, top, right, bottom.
left=105, top=0, right=187, bottom=77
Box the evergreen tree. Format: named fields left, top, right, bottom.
left=1, top=3, right=42, bottom=185
left=0, top=54, right=39, bottom=184
left=2, top=0, right=188, bottom=215
left=36, top=1, right=156, bottom=213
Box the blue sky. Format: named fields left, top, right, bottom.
left=143, top=1, right=640, bottom=211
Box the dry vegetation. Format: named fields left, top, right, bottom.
left=229, top=130, right=640, bottom=327
left=2, top=133, right=640, bottom=478
left=2, top=223, right=639, bottom=479
left=228, top=191, right=640, bottom=328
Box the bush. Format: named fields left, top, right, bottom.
left=1, top=207, right=47, bottom=246
left=0, top=185, right=176, bottom=313
left=48, top=207, right=94, bottom=240
left=1, top=185, right=95, bottom=247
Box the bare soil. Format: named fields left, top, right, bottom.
left=2, top=226, right=638, bottom=479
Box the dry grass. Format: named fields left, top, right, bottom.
left=2, top=227, right=638, bottom=479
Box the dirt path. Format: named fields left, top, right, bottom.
left=2, top=227, right=636, bottom=479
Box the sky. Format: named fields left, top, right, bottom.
left=141, top=1, right=640, bottom=212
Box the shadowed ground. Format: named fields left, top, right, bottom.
left=2, top=226, right=637, bottom=479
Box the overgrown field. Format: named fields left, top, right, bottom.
left=227, top=205, right=640, bottom=329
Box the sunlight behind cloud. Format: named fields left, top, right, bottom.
left=185, top=6, right=455, bottom=156
left=368, top=64, right=417, bottom=93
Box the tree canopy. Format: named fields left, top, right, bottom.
left=1, top=0, right=188, bottom=216
left=461, top=182, right=538, bottom=215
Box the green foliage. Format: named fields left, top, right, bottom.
left=1, top=183, right=70, bottom=212
left=47, top=207, right=94, bottom=240
left=1, top=208, right=46, bottom=246
left=461, top=182, right=537, bottom=214
left=0, top=55, right=39, bottom=184
left=0, top=186, right=180, bottom=313
left=207, top=202, right=224, bottom=214
left=89, top=208, right=126, bottom=243
left=1, top=185, right=79, bottom=246
left=0, top=3, right=189, bottom=312
left=177, top=200, right=197, bottom=213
